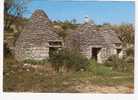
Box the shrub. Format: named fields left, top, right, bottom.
left=86, top=59, right=113, bottom=76
left=125, top=56, right=134, bottom=63
left=126, top=47, right=134, bottom=57
left=49, top=49, right=89, bottom=72
left=4, top=42, right=12, bottom=57
left=104, top=55, right=133, bottom=72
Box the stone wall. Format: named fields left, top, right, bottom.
left=80, top=45, right=120, bottom=63
left=14, top=10, right=62, bottom=61
left=80, top=45, right=91, bottom=59
left=97, top=48, right=107, bottom=63
left=25, top=46, right=49, bottom=60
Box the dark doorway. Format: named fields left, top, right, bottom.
left=48, top=41, right=62, bottom=57
left=49, top=47, right=59, bottom=57
left=117, top=49, right=121, bottom=54
left=92, top=48, right=101, bottom=60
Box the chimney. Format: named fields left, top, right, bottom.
left=84, top=16, right=94, bottom=25
left=84, top=16, right=90, bottom=23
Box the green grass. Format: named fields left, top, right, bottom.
left=86, top=59, right=113, bottom=76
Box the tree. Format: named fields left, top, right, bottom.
left=53, top=19, right=78, bottom=42
left=53, top=19, right=78, bottom=30
left=111, top=24, right=134, bottom=46
left=4, top=0, right=31, bottom=32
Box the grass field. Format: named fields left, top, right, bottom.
left=3, top=56, right=134, bottom=93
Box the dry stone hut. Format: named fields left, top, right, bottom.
left=14, top=9, right=123, bottom=63
left=14, top=9, right=63, bottom=61
left=65, top=17, right=123, bottom=63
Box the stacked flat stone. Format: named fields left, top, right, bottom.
left=99, top=27, right=121, bottom=47
left=64, top=21, right=122, bottom=63
left=65, top=22, right=107, bottom=51
left=14, top=9, right=62, bottom=61
left=14, top=9, right=122, bottom=63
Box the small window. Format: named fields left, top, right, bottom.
left=49, top=41, right=62, bottom=46
left=115, top=43, right=121, bottom=47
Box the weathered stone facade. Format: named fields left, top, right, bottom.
left=14, top=9, right=62, bottom=61
left=14, top=9, right=122, bottom=63
left=65, top=21, right=122, bottom=63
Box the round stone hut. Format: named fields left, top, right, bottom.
left=14, top=9, right=63, bottom=61
left=65, top=18, right=122, bottom=63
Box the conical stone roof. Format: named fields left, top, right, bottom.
left=65, top=22, right=122, bottom=51
left=99, top=26, right=122, bottom=47
left=64, top=22, right=107, bottom=52
left=14, top=9, right=62, bottom=61
left=76, top=23, right=107, bottom=47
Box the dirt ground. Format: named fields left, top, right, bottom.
left=3, top=61, right=134, bottom=93
left=71, top=84, right=133, bottom=93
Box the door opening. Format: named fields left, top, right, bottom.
left=49, top=47, right=59, bottom=57
left=48, top=41, right=62, bottom=57
left=92, top=48, right=101, bottom=61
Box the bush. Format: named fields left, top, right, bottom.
left=126, top=47, right=134, bottom=57
left=4, top=42, right=12, bottom=57
left=125, top=56, right=134, bottom=63
left=86, top=59, right=113, bottom=76
left=49, top=49, right=89, bottom=72
left=104, top=55, right=133, bottom=72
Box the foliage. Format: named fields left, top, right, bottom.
left=86, top=59, right=113, bottom=76
left=53, top=19, right=78, bottom=41
left=126, top=47, right=134, bottom=57
left=125, top=47, right=134, bottom=64
left=4, top=0, right=31, bottom=32
left=111, top=24, right=134, bottom=46
left=57, top=30, right=68, bottom=41
left=4, top=54, right=134, bottom=92
left=53, top=19, right=78, bottom=30
left=4, top=56, right=134, bottom=92
left=4, top=42, right=12, bottom=57
left=104, top=55, right=133, bottom=72
left=49, top=49, right=89, bottom=72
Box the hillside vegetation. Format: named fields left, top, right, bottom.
left=4, top=18, right=134, bottom=93
left=4, top=0, right=134, bottom=93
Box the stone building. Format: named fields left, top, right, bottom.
left=14, top=9, right=123, bottom=63
left=65, top=18, right=123, bottom=63
left=14, top=10, right=63, bottom=61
